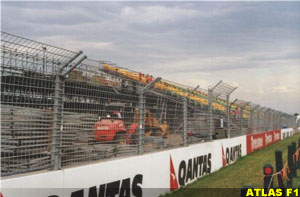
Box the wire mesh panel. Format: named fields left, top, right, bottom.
left=0, top=32, right=76, bottom=175
left=233, top=100, right=251, bottom=135
left=60, top=60, right=141, bottom=167
left=186, top=99, right=220, bottom=143
left=141, top=91, right=184, bottom=152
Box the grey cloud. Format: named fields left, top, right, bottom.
left=1, top=1, right=300, bottom=113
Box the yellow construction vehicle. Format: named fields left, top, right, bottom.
left=129, top=108, right=170, bottom=139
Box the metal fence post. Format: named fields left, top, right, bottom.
left=275, top=112, right=279, bottom=129
left=51, top=73, right=63, bottom=170
left=257, top=110, right=261, bottom=132
left=275, top=113, right=279, bottom=129
left=267, top=109, right=272, bottom=130
left=263, top=111, right=267, bottom=131
left=183, top=97, right=188, bottom=146
left=278, top=113, right=282, bottom=129
left=207, top=81, right=236, bottom=139
left=240, top=107, right=243, bottom=133
left=208, top=88, right=213, bottom=140
left=249, top=105, right=259, bottom=133
left=226, top=95, right=230, bottom=138
left=239, top=102, right=250, bottom=134
left=264, top=109, right=269, bottom=131
left=137, top=78, right=161, bottom=155
left=263, top=109, right=271, bottom=131
left=271, top=111, right=275, bottom=130
left=270, top=110, right=275, bottom=130
left=257, top=111, right=260, bottom=132
left=261, top=112, right=264, bottom=131
left=276, top=113, right=279, bottom=129
left=138, top=89, right=145, bottom=155
left=249, top=109, right=253, bottom=133
left=51, top=53, right=86, bottom=170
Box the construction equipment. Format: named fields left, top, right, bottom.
left=94, top=108, right=170, bottom=144
left=129, top=109, right=170, bottom=139
left=94, top=111, right=127, bottom=144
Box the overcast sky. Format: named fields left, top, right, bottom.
left=1, top=1, right=300, bottom=114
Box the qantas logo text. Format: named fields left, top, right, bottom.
left=222, top=144, right=242, bottom=166
left=48, top=174, right=143, bottom=197
left=170, top=153, right=211, bottom=190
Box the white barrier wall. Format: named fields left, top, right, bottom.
left=1, top=129, right=294, bottom=197
left=281, top=128, right=293, bottom=139
left=169, top=135, right=246, bottom=190
left=1, top=171, right=64, bottom=197
left=1, top=136, right=246, bottom=197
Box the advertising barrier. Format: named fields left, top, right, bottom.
left=169, top=136, right=246, bottom=190
left=281, top=128, right=293, bottom=139
left=246, top=130, right=281, bottom=154
left=0, top=129, right=293, bottom=197
left=220, top=136, right=247, bottom=167
left=246, top=132, right=265, bottom=154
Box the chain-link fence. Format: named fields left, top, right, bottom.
left=1, top=31, right=297, bottom=177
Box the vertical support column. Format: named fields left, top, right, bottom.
left=261, top=111, right=265, bottom=131
left=269, top=112, right=273, bottom=131
left=50, top=50, right=84, bottom=170
left=136, top=77, right=161, bottom=155
left=257, top=111, right=260, bottom=132
left=226, top=95, right=230, bottom=138
left=239, top=102, right=250, bottom=134
left=263, top=111, right=268, bottom=131
left=271, top=112, right=274, bottom=130
left=43, top=47, right=47, bottom=74
left=240, top=102, right=250, bottom=133
left=208, top=88, right=213, bottom=140
left=278, top=113, right=282, bottom=129
left=138, top=90, right=145, bottom=155
left=276, top=113, right=279, bottom=130
left=249, top=110, right=254, bottom=133
left=240, top=107, right=243, bottom=133
left=183, top=97, right=188, bottom=146
left=264, top=110, right=269, bottom=131
left=1, top=47, right=5, bottom=68
left=51, top=73, right=63, bottom=170
left=275, top=113, right=278, bottom=129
